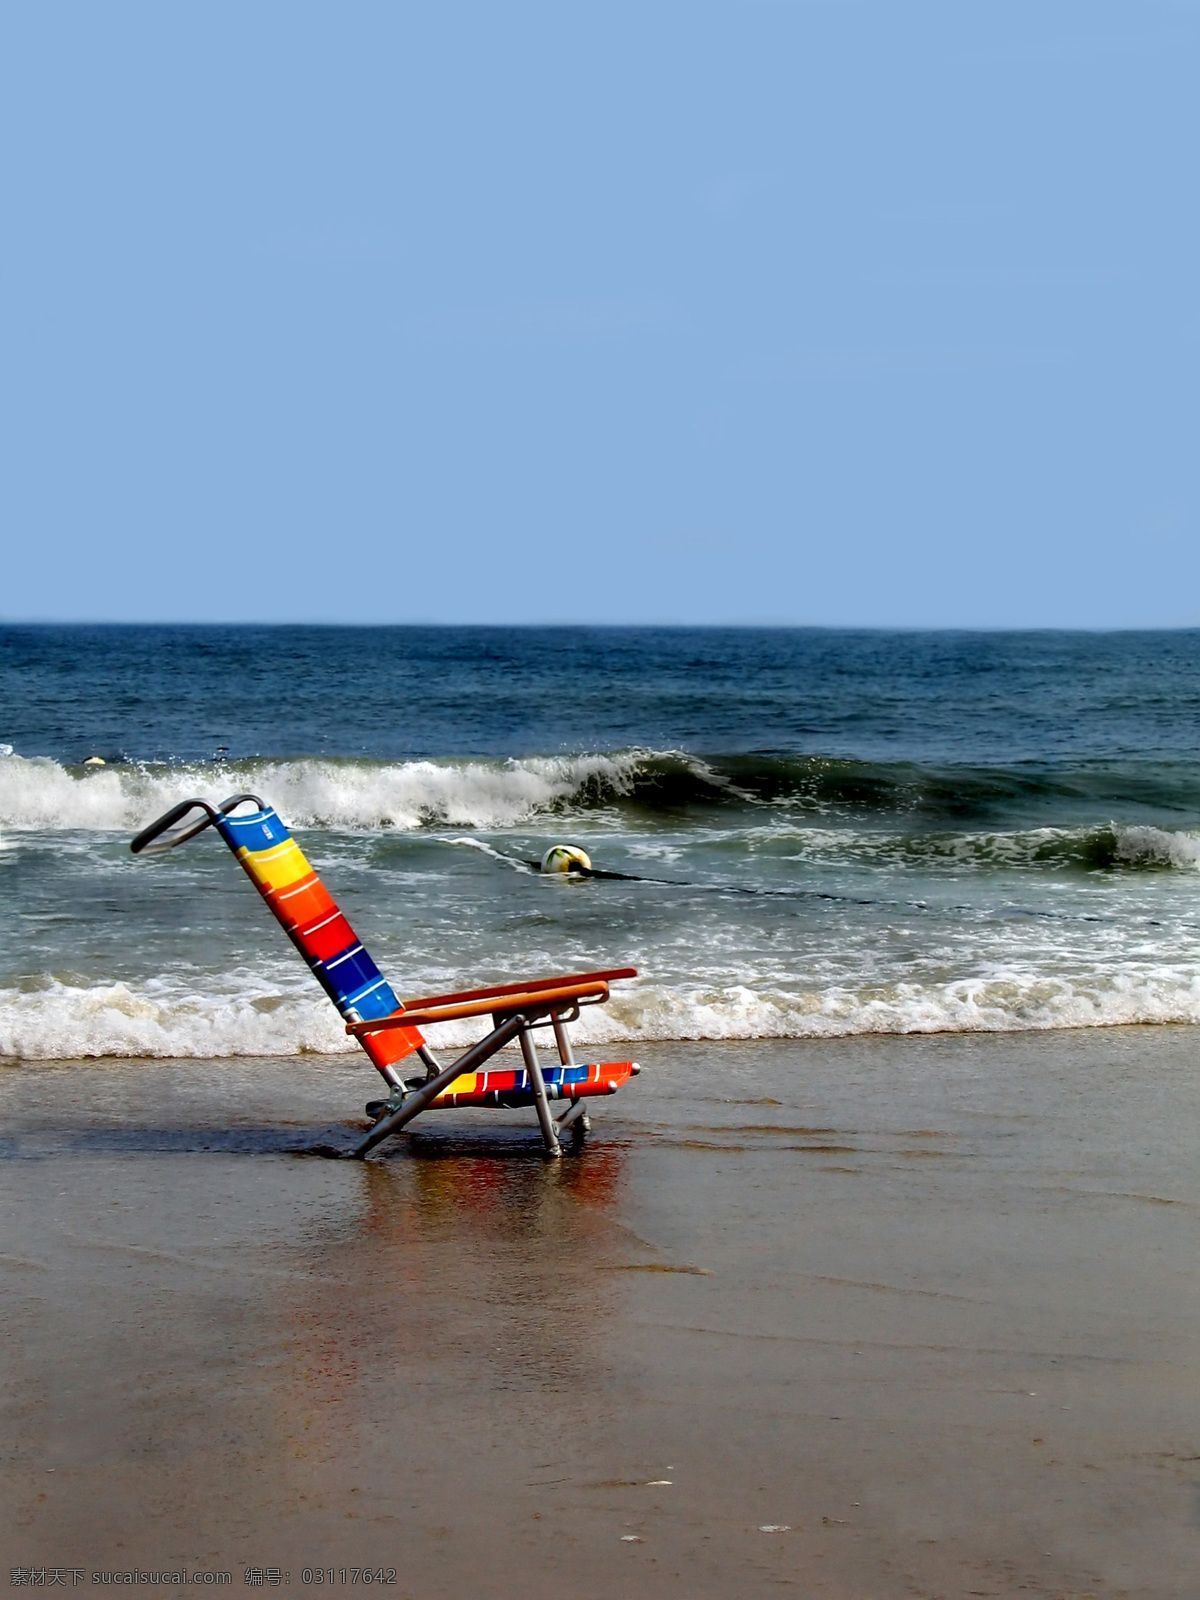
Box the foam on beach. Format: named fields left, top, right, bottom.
left=6, top=966, right=1200, bottom=1060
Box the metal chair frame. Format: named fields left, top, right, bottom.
left=349, top=976, right=634, bottom=1157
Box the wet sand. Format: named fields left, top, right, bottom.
left=3, top=1030, right=1200, bottom=1597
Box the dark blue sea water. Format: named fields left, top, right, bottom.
left=3, top=625, right=1200, bottom=1058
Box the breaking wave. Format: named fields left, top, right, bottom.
left=776, top=822, right=1200, bottom=873
left=5, top=968, right=1200, bottom=1060
left=0, top=749, right=644, bottom=833
left=2, top=745, right=1200, bottom=883
left=3, top=746, right=1200, bottom=858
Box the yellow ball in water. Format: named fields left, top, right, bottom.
left=540, top=845, right=592, bottom=875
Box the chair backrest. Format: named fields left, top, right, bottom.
left=214, top=806, right=424, bottom=1076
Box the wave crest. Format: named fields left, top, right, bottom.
left=777, top=822, right=1200, bottom=873
left=0, top=750, right=648, bottom=833
left=3, top=750, right=1199, bottom=873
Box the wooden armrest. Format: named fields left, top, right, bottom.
left=397, top=966, right=637, bottom=1011
left=348, top=979, right=612, bottom=1037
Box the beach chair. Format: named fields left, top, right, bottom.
left=130, top=794, right=639, bottom=1157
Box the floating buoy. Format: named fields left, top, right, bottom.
left=82, top=756, right=106, bottom=767
left=540, top=844, right=592, bottom=874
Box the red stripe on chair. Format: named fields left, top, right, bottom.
left=295, top=910, right=357, bottom=963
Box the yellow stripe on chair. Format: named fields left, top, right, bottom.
left=433, top=1071, right=478, bottom=1104
left=237, top=838, right=313, bottom=893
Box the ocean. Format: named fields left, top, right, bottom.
left=3, top=624, right=1200, bottom=1061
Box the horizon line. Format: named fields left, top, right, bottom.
left=3, top=618, right=1200, bottom=634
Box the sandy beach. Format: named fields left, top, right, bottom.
left=3, top=1029, right=1200, bottom=1597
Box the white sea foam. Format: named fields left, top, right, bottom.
left=1113, top=825, right=1200, bottom=869
left=0, top=979, right=351, bottom=1061
left=0, top=749, right=645, bottom=833
left=771, top=822, right=1200, bottom=873
left=601, top=970, right=1200, bottom=1038
left=6, top=968, right=1200, bottom=1060
left=6, top=749, right=1200, bottom=874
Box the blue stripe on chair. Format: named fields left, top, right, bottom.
left=345, top=976, right=402, bottom=1019
left=319, top=945, right=384, bottom=1002
left=218, top=809, right=288, bottom=853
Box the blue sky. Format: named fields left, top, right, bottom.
left=2, top=2, right=1197, bottom=626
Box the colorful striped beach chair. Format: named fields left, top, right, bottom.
left=131, top=794, right=639, bottom=1156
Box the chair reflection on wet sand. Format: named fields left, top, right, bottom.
left=131, top=794, right=641, bottom=1156
left=283, top=1147, right=628, bottom=1437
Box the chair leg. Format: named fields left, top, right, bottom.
left=519, top=1024, right=561, bottom=1157
left=552, top=1011, right=590, bottom=1139
left=353, top=1013, right=525, bottom=1157
left=416, top=1043, right=443, bottom=1080
left=551, top=1011, right=576, bottom=1066
left=556, top=1098, right=588, bottom=1131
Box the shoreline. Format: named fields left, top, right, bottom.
left=12, top=1001, right=1200, bottom=1068
left=4, top=1029, right=1200, bottom=1596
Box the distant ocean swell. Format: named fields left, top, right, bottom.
left=2, top=749, right=1200, bottom=867
left=5, top=968, right=1200, bottom=1060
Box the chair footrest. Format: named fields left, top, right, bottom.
left=427, top=1061, right=639, bottom=1111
